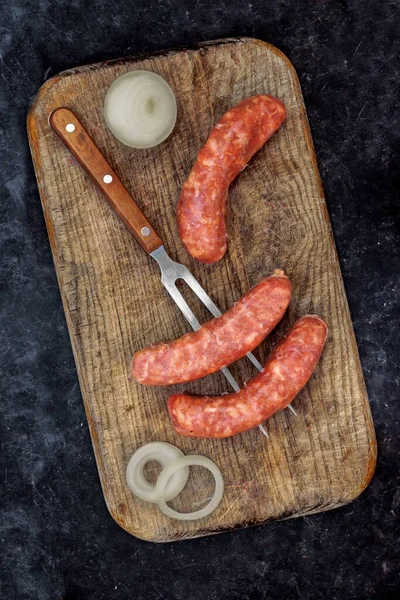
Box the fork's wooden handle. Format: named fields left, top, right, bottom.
left=49, top=107, right=163, bottom=254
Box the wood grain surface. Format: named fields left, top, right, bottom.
left=27, top=38, right=376, bottom=542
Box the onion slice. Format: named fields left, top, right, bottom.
left=155, top=455, right=224, bottom=521
left=126, top=442, right=189, bottom=503
left=104, top=70, right=177, bottom=148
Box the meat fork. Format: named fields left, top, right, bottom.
left=50, top=108, right=296, bottom=437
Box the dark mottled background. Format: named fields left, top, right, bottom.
left=1, top=1, right=399, bottom=599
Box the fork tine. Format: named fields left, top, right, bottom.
left=161, top=280, right=202, bottom=331
left=246, top=352, right=263, bottom=370
left=180, top=270, right=223, bottom=316
left=220, top=366, right=240, bottom=392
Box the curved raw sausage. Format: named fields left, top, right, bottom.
left=168, top=315, right=328, bottom=438
left=177, top=95, right=286, bottom=264
left=131, top=270, right=291, bottom=386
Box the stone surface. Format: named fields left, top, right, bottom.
left=0, top=1, right=399, bottom=599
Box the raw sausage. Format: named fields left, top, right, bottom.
left=178, top=95, right=286, bottom=264
left=132, top=270, right=291, bottom=386
left=168, top=315, right=328, bottom=438
left=177, top=95, right=286, bottom=264
left=131, top=270, right=291, bottom=386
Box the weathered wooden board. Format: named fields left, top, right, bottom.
left=27, top=38, right=376, bottom=542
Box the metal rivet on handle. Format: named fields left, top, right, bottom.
left=141, top=227, right=151, bottom=237
left=65, top=123, right=75, bottom=132
left=103, top=175, right=113, bottom=184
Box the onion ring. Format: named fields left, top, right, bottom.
left=126, top=442, right=189, bottom=503
left=155, top=455, right=224, bottom=520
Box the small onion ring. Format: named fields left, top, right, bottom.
left=104, top=70, right=177, bottom=149
left=155, top=455, right=224, bottom=521
left=126, top=442, right=189, bottom=503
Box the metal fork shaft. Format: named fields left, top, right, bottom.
left=151, top=246, right=296, bottom=417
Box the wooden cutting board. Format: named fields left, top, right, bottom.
left=27, top=38, right=376, bottom=542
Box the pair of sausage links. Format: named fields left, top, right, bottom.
left=177, top=95, right=286, bottom=264
left=131, top=270, right=291, bottom=386
left=168, top=315, right=328, bottom=438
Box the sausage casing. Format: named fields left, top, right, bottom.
left=177, top=95, right=286, bottom=263
left=131, top=270, right=291, bottom=386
